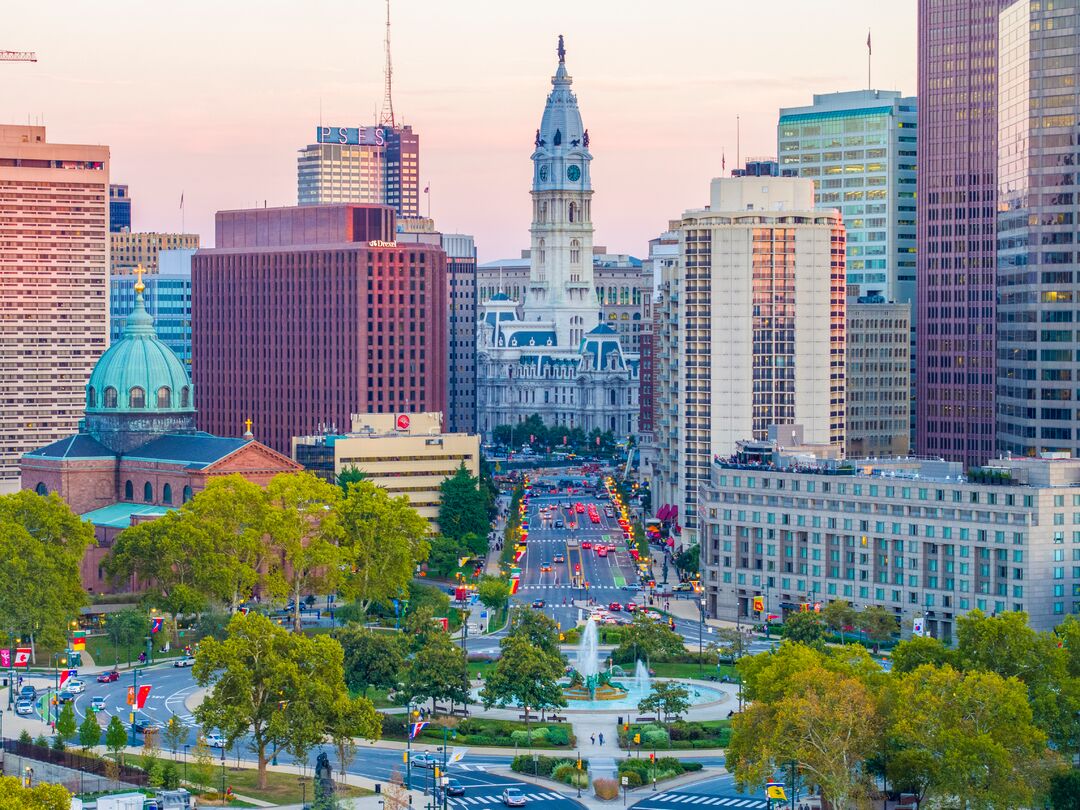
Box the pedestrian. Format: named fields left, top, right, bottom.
left=598, top=732, right=604, bottom=746
left=590, top=734, right=596, bottom=745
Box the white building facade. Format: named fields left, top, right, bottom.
left=477, top=38, right=638, bottom=440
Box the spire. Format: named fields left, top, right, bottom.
left=379, top=0, right=395, bottom=128
left=124, top=264, right=155, bottom=337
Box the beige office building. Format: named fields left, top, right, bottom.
left=846, top=302, right=911, bottom=458
left=291, top=412, right=480, bottom=527
left=0, top=125, right=110, bottom=492
left=111, top=231, right=199, bottom=274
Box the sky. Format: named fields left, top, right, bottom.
left=3, top=1, right=915, bottom=262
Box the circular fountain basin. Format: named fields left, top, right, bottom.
left=468, top=680, right=726, bottom=712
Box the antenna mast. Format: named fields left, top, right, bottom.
left=379, top=0, right=395, bottom=128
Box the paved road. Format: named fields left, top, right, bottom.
left=630, top=773, right=771, bottom=810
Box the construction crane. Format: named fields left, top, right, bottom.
left=0, top=51, right=37, bottom=62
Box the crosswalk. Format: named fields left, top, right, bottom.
left=646, top=794, right=767, bottom=809
left=448, top=792, right=565, bottom=806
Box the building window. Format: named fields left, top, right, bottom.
left=143, top=482, right=153, bottom=503
left=35, top=482, right=47, bottom=496
left=571, top=239, right=581, bottom=264
left=182, top=485, right=193, bottom=503
left=124, top=480, right=134, bottom=500
left=157, top=386, right=171, bottom=409
left=87, top=388, right=96, bottom=408
left=162, top=483, right=173, bottom=504
left=130, top=387, right=146, bottom=409
left=104, top=387, right=118, bottom=409
left=180, top=386, right=190, bottom=407
left=569, top=202, right=576, bottom=223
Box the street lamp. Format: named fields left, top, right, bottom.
left=48, top=653, right=66, bottom=729
left=698, top=596, right=706, bottom=678
left=220, top=748, right=227, bottom=802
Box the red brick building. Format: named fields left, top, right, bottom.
left=192, top=204, right=448, bottom=455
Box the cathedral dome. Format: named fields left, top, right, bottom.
left=86, top=270, right=193, bottom=416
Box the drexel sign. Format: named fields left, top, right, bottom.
left=317, top=126, right=386, bottom=146
left=368, top=240, right=397, bottom=248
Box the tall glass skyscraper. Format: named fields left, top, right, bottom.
left=997, top=0, right=1080, bottom=456
left=916, top=0, right=1013, bottom=466
left=778, top=90, right=917, bottom=304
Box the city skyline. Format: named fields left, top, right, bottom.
left=2, top=0, right=914, bottom=260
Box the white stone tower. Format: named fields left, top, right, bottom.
left=525, top=35, right=596, bottom=349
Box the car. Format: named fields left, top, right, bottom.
left=90, top=696, right=106, bottom=712
left=674, top=582, right=694, bottom=592
left=66, top=679, right=85, bottom=694
left=411, top=752, right=438, bottom=769
left=554, top=520, right=564, bottom=529
left=540, top=562, right=552, bottom=572
left=18, top=685, right=38, bottom=701
left=626, top=602, right=638, bottom=612
left=173, top=656, right=195, bottom=668
left=97, top=670, right=120, bottom=684
left=15, top=699, right=34, bottom=716
left=531, top=599, right=546, bottom=609
left=609, top=602, right=623, bottom=612
left=502, top=788, right=527, bottom=807
left=597, top=547, right=608, bottom=558
left=57, top=690, right=76, bottom=704
left=553, top=553, right=565, bottom=563
left=132, top=718, right=162, bottom=734
left=445, top=778, right=466, bottom=797
left=561, top=501, right=572, bottom=509
left=581, top=541, right=592, bottom=550
left=203, top=732, right=227, bottom=748
left=575, top=503, right=585, bottom=513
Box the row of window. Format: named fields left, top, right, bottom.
left=88, top=385, right=190, bottom=410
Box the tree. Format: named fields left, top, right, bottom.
left=0, top=491, right=94, bottom=660
left=438, top=463, right=489, bottom=542
left=426, top=534, right=466, bottom=578
left=638, top=681, right=690, bottom=727
left=163, top=714, right=188, bottom=755
left=506, top=607, right=563, bottom=658
left=325, top=693, right=381, bottom=778
left=887, top=664, right=1052, bottom=809
left=781, top=611, right=826, bottom=647
left=78, top=709, right=101, bottom=751
left=264, top=472, right=344, bottom=632
left=673, top=545, right=699, bottom=579
left=338, top=481, right=430, bottom=614
left=55, top=701, right=77, bottom=745
left=189, top=737, right=214, bottom=793
left=480, top=634, right=566, bottom=724
left=335, top=625, right=405, bottom=696
left=614, top=614, right=686, bottom=663
left=0, top=774, right=72, bottom=810
left=193, top=612, right=346, bottom=789
left=712, top=628, right=749, bottom=662
left=727, top=665, right=881, bottom=810
left=406, top=631, right=470, bottom=712
left=820, top=600, right=856, bottom=644
left=141, top=728, right=161, bottom=782
left=1049, top=768, right=1080, bottom=810
left=857, top=605, right=898, bottom=652
left=105, top=715, right=128, bottom=762
left=336, top=466, right=368, bottom=492
left=105, top=608, right=146, bottom=667
left=476, top=576, right=510, bottom=614
left=889, top=635, right=955, bottom=674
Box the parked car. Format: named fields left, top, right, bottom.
left=411, top=752, right=437, bottom=769
left=173, top=656, right=195, bottom=668
left=15, top=699, right=34, bottom=716
left=90, top=696, right=106, bottom=712
left=66, top=679, right=85, bottom=694
left=502, top=788, right=527, bottom=807
left=445, top=779, right=465, bottom=797
left=97, top=670, right=120, bottom=683
left=203, top=732, right=227, bottom=748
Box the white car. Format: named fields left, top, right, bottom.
left=90, top=696, right=106, bottom=712
left=203, top=733, right=227, bottom=748
left=173, top=656, right=195, bottom=668
left=66, top=679, right=85, bottom=694
left=502, top=788, right=527, bottom=807
left=15, top=699, right=34, bottom=716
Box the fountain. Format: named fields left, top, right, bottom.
left=634, top=659, right=650, bottom=696
left=563, top=619, right=630, bottom=701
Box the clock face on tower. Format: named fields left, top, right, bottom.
left=567, top=165, right=581, bottom=182
left=539, top=165, right=548, bottom=182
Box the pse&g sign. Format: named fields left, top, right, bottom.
left=317, top=126, right=386, bottom=146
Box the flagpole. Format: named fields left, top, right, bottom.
left=867, top=30, right=872, bottom=90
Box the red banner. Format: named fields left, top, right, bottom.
left=127, top=686, right=136, bottom=706
left=13, top=648, right=30, bottom=668
left=0, top=649, right=8, bottom=668
left=136, top=685, right=151, bottom=709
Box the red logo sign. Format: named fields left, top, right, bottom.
left=0, top=649, right=8, bottom=668
left=396, top=414, right=410, bottom=431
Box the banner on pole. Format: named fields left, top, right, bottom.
left=13, top=648, right=30, bottom=668
left=136, top=685, right=152, bottom=709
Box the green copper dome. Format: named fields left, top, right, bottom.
left=86, top=274, right=193, bottom=415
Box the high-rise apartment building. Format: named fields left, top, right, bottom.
left=778, top=91, right=917, bottom=304
left=110, top=249, right=193, bottom=370
left=297, top=125, right=420, bottom=218
left=0, top=125, right=109, bottom=492
left=916, top=0, right=1012, bottom=465
left=846, top=301, right=911, bottom=457
left=192, top=204, right=447, bottom=455
left=638, top=232, right=678, bottom=442
left=996, top=0, right=1080, bottom=457
left=109, top=183, right=131, bottom=233
left=651, top=173, right=847, bottom=545
left=110, top=231, right=199, bottom=275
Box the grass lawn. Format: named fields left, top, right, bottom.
left=620, top=720, right=731, bottom=750
left=648, top=661, right=736, bottom=679
left=386, top=716, right=576, bottom=748
left=86, top=636, right=185, bottom=668
left=201, top=765, right=372, bottom=805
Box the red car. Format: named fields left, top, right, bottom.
left=609, top=602, right=622, bottom=612
left=581, top=541, right=592, bottom=550
left=626, top=603, right=638, bottom=613
left=97, top=670, right=120, bottom=683
left=575, top=503, right=586, bottom=514
left=597, top=547, right=608, bottom=558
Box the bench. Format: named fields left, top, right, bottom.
left=547, top=715, right=566, bottom=723
left=451, top=708, right=469, bottom=717
left=635, top=716, right=656, bottom=723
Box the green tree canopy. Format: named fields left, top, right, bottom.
left=476, top=576, right=510, bottom=614
left=0, top=774, right=72, bottom=810
left=55, top=701, right=77, bottom=745
left=334, top=625, right=405, bottom=696
left=326, top=693, right=380, bottom=779
left=405, top=630, right=470, bottom=710
left=506, top=607, right=562, bottom=658
left=336, top=466, right=368, bottom=492
left=614, top=614, right=687, bottom=663
left=480, top=634, right=566, bottom=722
left=820, top=600, right=857, bottom=643
left=780, top=611, right=826, bottom=648
left=193, top=612, right=346, bottom=789
left=438, top=463, right=489, bottom=542
left=857, top=605, right=898, bottom=651
left=78, top=709, right=101, bottom=751
left=104, top=715, right=128, bottom=762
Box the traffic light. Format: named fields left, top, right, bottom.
left=649, top=752, right=655, bottom=762
left=623, top=723, right=629, bottom=731
left=402, top=751, right=408, bottom=763
left=434, top=767, right=441, bottom=779
left=633, top=733, right=640, bottom=745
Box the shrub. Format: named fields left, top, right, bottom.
left=621, top=770, right=643, bottom=788
left=18, top=730, right=32, bottom=745
left=643, top=729, right=669, bottom=746
left=34, top=735, right=49, bottom=748
left=511, top=755, right=563, bottom=777
left=656, top=757, right=684, bottom=775
left=619, top=758, right=651, bottom=779
left=545, top=726, right=570, bottom=746
left=552, top=763, right=586, bottom=786
left=510, top=727, right=549, bottom=745
left=51, top=735, right=65, bottom=752
left=594, top=778, right=619, bottom=800
left=161, top=761, right=180, bottom=789
left=682, top=762, right=704, bottom=772
left=379, top=713, right=405, bottom=739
